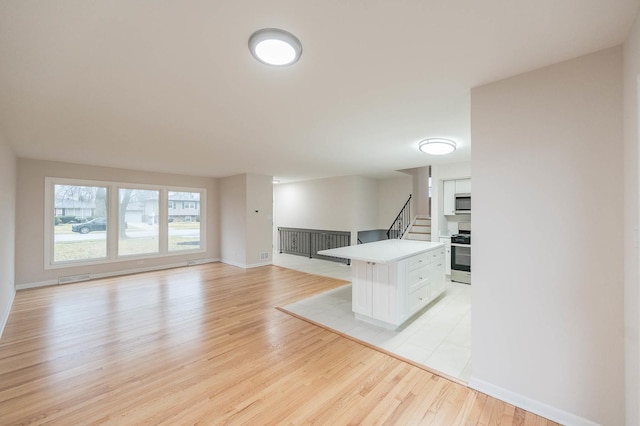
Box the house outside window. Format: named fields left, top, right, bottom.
left=50, top=183, right=108, bottom=264
left=168, top=191, right=201, bottom=251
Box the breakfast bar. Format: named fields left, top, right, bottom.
left=319, top=239, right=446, bottom=329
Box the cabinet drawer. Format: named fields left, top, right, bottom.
left=408, top=265, right=429, bottom=292
left=408, top=285, right=430, bottom=313
left=407, top=253, right=430, bottom=271
left=429, top=248, right=445, bottom=264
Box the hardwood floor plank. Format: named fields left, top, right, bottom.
left=0, top=263, right=558, bottom=425
left=465, top=391, right=488, bottom=425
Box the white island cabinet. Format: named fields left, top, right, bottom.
left=319, top=239, right=446, bottom=329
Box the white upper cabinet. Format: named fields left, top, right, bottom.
left=443, top=178, right=471, bottom=216
left=455, top=178, right=471, bottom=194
left=443, top=180, right=456, bottom=216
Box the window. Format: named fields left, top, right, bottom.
left=45, top=178, right=205, bottom=269
left=51, top=183, right=108, bottom=263
left=118, top=188, right=159, bottom=257
left=168, top=191, right=201, bottom=252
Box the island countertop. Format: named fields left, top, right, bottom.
left=318, top=239, right=444, bottom=263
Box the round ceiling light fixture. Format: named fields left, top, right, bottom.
left=249, top=28, right=302, bottom=66
left=418, top=138, right=457, bottom=155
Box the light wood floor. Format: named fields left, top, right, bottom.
left=0, top=263, right=558, bottom=425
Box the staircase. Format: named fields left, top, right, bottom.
left=403, top=215, right=432, bottom=241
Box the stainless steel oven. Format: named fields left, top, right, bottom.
left=451, top=222, right=471, bottom=284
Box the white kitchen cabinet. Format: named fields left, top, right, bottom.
left=321, top=240, right=447, bottom=329
left=455, top=178, right=471, bottom=194
left=431, top=252, right=446, bottom=294
left=443, top=180, right=456, bottom=215
left=439, top=237, right=452, bottom=275
left=352, top=261, right=373, bottom=316
left=353, top=261, right=398, bottom=324
left=443, top=178, right=471, bottom=216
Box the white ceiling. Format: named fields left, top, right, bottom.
left=0, top=1, right=638, bottom=182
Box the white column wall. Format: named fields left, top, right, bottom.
left=219, top=174, right=247, bottom=267
left=245, top=174, right=273, bottom=266
left=623, top=8, right=640, bottom=426
left=0, top=134, right=16, bottom=338
left=470, top=47, right=624, bottom=425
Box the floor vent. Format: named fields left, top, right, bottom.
left=58, top=274, right=91, bottom=285
left=187, top=259, right=208, bottom=266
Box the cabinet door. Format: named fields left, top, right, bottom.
left=439, top=238, right=452, bottom=275
left=371, top=263, right=395, bottom=324
left=430, top=258, right=446, bottom=296
left=352, top=261, right=372, bottom=315
left=443, top=180, right=456, bottom=215
left=455, top=178, right=471, bottom=194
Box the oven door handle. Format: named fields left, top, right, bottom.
left=451, top=243, right=471, bottom=247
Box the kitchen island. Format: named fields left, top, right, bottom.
left=319, top=239, right=446, bottom=329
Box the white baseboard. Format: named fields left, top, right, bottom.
left=16, top=279, right=58, bottom=290
left=0, top=287, right=16, bottom=339
left=245, top=261, right=272, bottom=269
left=15, top=258, right=220, bottom=291
left=468, top=377, right=600, bottom=426
left=220, top=259, right=246, bottom=268
left=221, top=259, right=272, bottom=269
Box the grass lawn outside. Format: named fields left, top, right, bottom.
left=54, top=222, right=199, bottom=234
left=53, top=221, right=201, bottom=262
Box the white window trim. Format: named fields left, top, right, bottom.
left=45, top=177, right=206, bottom=270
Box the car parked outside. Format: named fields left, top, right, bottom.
left=71, top=217, right=107, bottom=234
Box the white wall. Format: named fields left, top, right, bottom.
left=274, top=176, right=357, bottom=232
left=470, top=47, right=624, bottom=425
left=623, top=8, right=640, bottom=426
left=376, top=176, right=412, bottom=229
left=274, top=175, right=412, bottom=245
left=15, top=159, right=219, bottom=287
left=397, top=167, right=430, bottom=219
left=220, top=173, right=273, bottom=268
left=351, top=176, right=378, bottom=241
left=220, top=174, right=247, bottom=267
left=245, top=174, right=273, bottom=266
left=0, top=134, right=16, bottom=338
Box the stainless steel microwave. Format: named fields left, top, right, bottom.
left=455, top=193, right=471, bottom=214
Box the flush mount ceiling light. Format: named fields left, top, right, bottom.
left=418, top=138, right=457, bottom=155
left=249, top=28, right=302, bottom=66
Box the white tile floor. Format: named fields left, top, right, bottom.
left=273, top=252, right=472, bottom=382
left=272, top=251, right=353, bottom=281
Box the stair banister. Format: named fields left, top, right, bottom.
left=386, top=195, right=412, bottom=239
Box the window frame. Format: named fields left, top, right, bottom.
left=45, top=177, right=206, bottom=270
